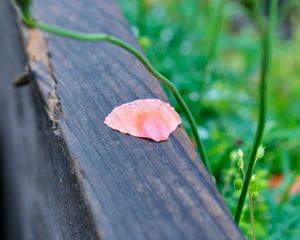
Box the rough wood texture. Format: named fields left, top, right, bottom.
left=0, top=0, right=243, bottom=239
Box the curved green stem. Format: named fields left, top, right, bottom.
left=234, top=27, right=268, bottom=224
left=234, top=1, right=277, bottom=223
left=25, top=20, right=211, bottom=173
left=234, top=22, right=268, bottom=224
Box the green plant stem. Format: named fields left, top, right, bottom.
left=249, top=193, right=256, bottom=240
left=24, top=19, right=211, bottom=174
left=234, top=3, right=275, bottom=223
left=270, top=0, right=278, bottom=49
left=222, top=159, right=234, bottom=196
left=234, top=22, right=269, bottom=224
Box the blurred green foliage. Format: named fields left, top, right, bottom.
left=118, top=0, right=300, bottom=238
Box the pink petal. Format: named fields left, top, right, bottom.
left=104, top=99, right=182, bottom=141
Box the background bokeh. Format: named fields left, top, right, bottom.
left=118, top=0, right=300, bottom=239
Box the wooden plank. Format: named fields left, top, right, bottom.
left=0, top=2, right=100, bottom=239
left=0, top=0, right=243, bottom=239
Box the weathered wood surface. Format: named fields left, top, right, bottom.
left=0, top=0, right=243, bottom=239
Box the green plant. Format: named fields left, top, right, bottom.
left=15, top=0, right=31, bottom=20
left=234, top=0, right=277, bottom=225
left=231, top=146, right=265, bottom=239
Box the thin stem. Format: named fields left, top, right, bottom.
left=234, top=5, right=274, bottom=223
left=241, top=168, right=246, bottom=179
left=222, top=159, right=234, bottom=196
left=26, top=20, right=212, bottom=173
left=234, top=21, right=269, bottom=224
left=249, top=193, right=256, bottom=240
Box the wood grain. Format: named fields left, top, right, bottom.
left=0, top=0, right=243, bottom=239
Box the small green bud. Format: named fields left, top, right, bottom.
left=251, top=191, right=259, bottom=202
left=234, top=178, right=243, bottom=190
left=139, top=36, right=152, bottom=49
left=250, top=175, right=256, bottom=184
left=230, top=150, right=238, bottom=162
left=238, top=149, right=244, bottom=158
left=256, top=145, right=265, bottom=160
left=237, top=158, right=244, bottom=170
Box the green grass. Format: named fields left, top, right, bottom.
left=118, top=0, right=300, bottom=239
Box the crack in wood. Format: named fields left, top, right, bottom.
left=22, top=27, right=63, bottom=126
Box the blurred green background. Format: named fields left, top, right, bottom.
left=118, top=0, right=300, bottom=239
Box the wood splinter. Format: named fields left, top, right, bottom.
left=13, top=69, right=30, bottom=87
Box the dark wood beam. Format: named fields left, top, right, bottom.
left=0, top=0, right=243, bottom=239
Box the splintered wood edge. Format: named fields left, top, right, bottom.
left=22, top=26, right=63, bottom=124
